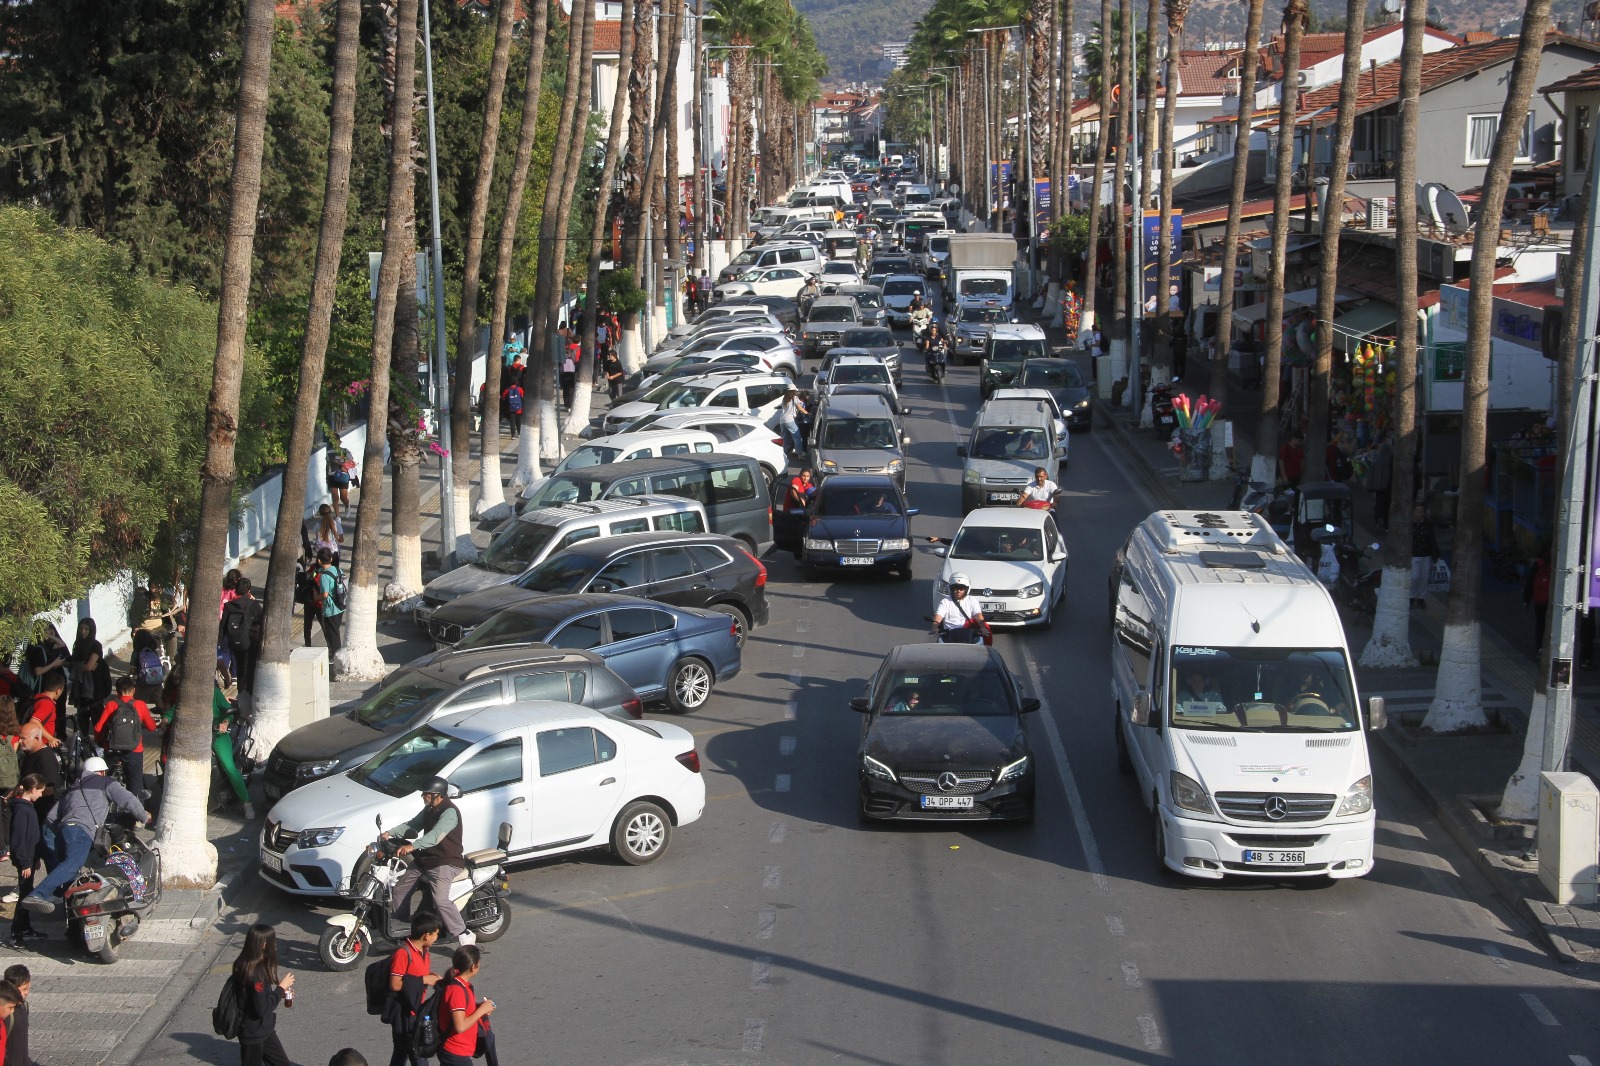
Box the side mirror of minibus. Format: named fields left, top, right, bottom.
left=1130, top=692, right=1152, bottom=727
left=1367, top=696, right=1387, bottom=732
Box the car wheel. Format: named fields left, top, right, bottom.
left=1114, top=709, right=1134, bottom=775
left=666, top=657, right=715, bottom=712
left=761, top=465, right=780, bottom=496
left=612, top=800, right=672, bottom=865
left=707, top=603, right=750, bottom=647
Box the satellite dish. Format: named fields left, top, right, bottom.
left=1423, top=182, right=1450, bottom=227
left=1382, top=0, right=1402, bottom=11
left=1434, top=187, right=1473, bottom=235
left=1414, top=181, right=1431, bottom=222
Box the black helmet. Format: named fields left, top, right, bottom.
left=421, top=776, right=450, bottom=797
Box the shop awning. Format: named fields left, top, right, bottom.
left=1232, top=301, right=1271, bottom=332
left=1332, top=300, right=1397, bottom=354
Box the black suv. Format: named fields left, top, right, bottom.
left=425, top=531, right=770, bottom=648
left=261, top=646, right=640, bottom=801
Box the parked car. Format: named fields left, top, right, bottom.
left=260, top=703, right=706, bottom=895
left=657, top=311, right=783, bottom=351
left=426, top=531, right=769, bottom=654
left=626, top=351, right=779, bottom=396
left=713, top=265, right=810, bottom=301
left=852, top=643, right=1038, bottom=822
left=604, top=365, right=759, bottom=418
left=715, top=294, right=800, bottom=333
left=617, top=410, right=787, bottom=490
left=601, top=372, right=793, bottom=436
left=930, top=507, right=1068, bottom=628
left=261, top=646, right=644, bottom=802
left=717, top=241, right=821, bottom=284
left=1015, top=357, right=1094, bottom=430
left=667, top=304, right=775, bottom=339
left=456, top=593, right=742, bottom=710
left=790, top=474, right=917, bottom=580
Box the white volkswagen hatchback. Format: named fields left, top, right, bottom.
left=931, top=507, right=1069, bottom=629
left=259, top=703, right=706, bottom=897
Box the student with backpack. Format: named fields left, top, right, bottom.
left=94, top=676, right=159, bottom=799
left=313, top=548, right=347, bottom=654
left=7, top=776, right=46, bottom=948
left=502, top=381, right=524, bottom=438
left=379, top=915, right=441, bottom=1066
left=25, top=675, right=65, bottom=748
left=221, top=578, right=265, bottom=696
left=437, top=945, right=496, bottom=1066
left=224, top=924, right=296, bottom=1066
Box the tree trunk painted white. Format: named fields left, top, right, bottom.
left=538, top=397, right=560, bottom=461
left=509, top=419, right=543, bottom=496
left=1422, top=621, right=1488, bottom=732
left=248, top=658, right=293, bottom=761
left=619, top=323, right=645, bottom=374
left=1137, top=385, right=1153, bottom=429
left=154, top=752, right=220, bottom=888
left=477, top=445, right=506, bottom=516
left=1496, top=688, right=1547, bottom=821
left=1249, top=451, right=1275, bottom=487
left=391, top=526, right=424, bottom=598
left=1360, top=565, right=1417, bottom=668
left=1207, top=422, right=1229, bottom=481
left=568, top=362, right=595, bottom=438
left=1107, top=337, right=1128, bottom=402
left=450, top=484, right=479, bottom=562
left=333, top=582, right=385, bottom=681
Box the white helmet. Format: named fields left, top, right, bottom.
left=82, top=756, right=109, bottom=774
left=949, top=572, right=971, bottom=589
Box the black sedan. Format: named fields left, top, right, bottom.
left=1016, top=357, right=1094, bottom=431
left=783, top=474, right=917, bottom=581
left=852, top=643, right=1039, bottom=822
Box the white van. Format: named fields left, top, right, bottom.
left=1108, top=510, right=1386, bottom=881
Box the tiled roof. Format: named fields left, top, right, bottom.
left=1543, top=62, right=1600, bottom=93
left=1184, top=193, right=1311, bottom=226
left=594, top=19, right=620, bottom=54
left=1175, top=49, right=1243, bottom=97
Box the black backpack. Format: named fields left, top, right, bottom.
left=412, top=979, right=450, bottom=1057
left=105, top=698, right=142, bottom=753
left=364, top=957, right=394, bottom=1017
left=223, top=601, right=252, bottom=648
left=211, top=976, right=243, bottom=1039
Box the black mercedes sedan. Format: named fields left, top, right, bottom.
left=788, top=474, right=917, bottom=581
left=852, top=643, right=1039, bottom=821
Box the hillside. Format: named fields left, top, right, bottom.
left=795, top=0, right=936, bottom=83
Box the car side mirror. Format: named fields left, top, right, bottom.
left=906, top=507, right=920, bottom=517
left=902, top=435, right=912, bottom=447
left=850, top=696, right=871, bottom=713
left=1056, top=445, right=1068, bottom=458
left=1020, top=697, right=1041, bottom=714
left=1131, top=691, right=1152, bottom=726
left=956, top=444, right=966, bottom=458
left=932, top=545, right=948, bottom=557
left=1367, top=696, right=1387, bottom=732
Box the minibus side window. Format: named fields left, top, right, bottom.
left=1113, top=572, right=1155, bottom=688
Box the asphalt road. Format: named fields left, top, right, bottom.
left=140, top=348, right=1600, bottom=1066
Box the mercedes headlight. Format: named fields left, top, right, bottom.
left=996, top=756, right=1031, bottom=783
left=295, top=758, right=342, bottom=780
left=1336, top=775, right=1374, bottom=816
left=297, top=827, right=345, bottom=849
left=963, top=469, right=980, bottom=484
left=821, top=458, right=838, bottom=470
left=881, top=538, right=911, bottom=551
left=862, top=754, right=896, bottom=782
left=1170, top=772, right=1213, bottom=815
left=803, top=537, right=834, bottom=551
left=934, top=580, right=949, bottom=598
left=888, top=458, right=905, bottom=473
left=1021, top=582, right=1044, bottom=599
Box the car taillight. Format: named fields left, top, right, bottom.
left=676, top=749, right=702, bottom=773
left=771, top=437, right=784, bottom=447
left=621, top=696, right=644, bottom=720
left=739, top=546, right=768, bottom=587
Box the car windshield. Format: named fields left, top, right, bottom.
left=949, top=525, right=1044, bottom=561
left=962, top=278, right=1009, bottom=296
left=643, top=377, right=692, bottom=403
left=514, top=550, right=596, bottom=594
left=560, top=444, right=621, bottom=471
left=882, top=279, right=922, bottom=296
left=820, top=487, right=901, bottom=516
left=973, top=427, right=1048, bottom=460
left=478, top=520, right=560, bottom=575
left=960, top=306, right=1006, bottom=324
left=820, top=417, right=897, bottom=449
left=808, top=306, right=855, bottom=322
left=350, top=674, right=454, bottom=730
left=832, top=364, right=890, bottom=386
left=824, top=250, right=857, bottom=262
left=846, top=293, right=883, bottom=309
left=989, top=339, right=1046, bottom=363
left=1168, top=646, right=1360, bottom=732
left=522, top=473, right=606, bottom=509
left=729, top=250, right=759, bottom=268
left=878, top=663, right=1012, bottom=716
left=659, top=383, right=714, bottom=409
left=1021, top=363, right=1085, bottom=388
left=348, top=727, right=472, bottom=797
left=458, top=610, right=559, bottom=650
left=842, top=329, right=891, bottom=347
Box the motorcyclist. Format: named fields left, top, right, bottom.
left=924, top=322, right=949, bottom=376
left=798, top=276, right=821, bottom=320
left=908, top=298, right=933, bottom=349
left=382, top=776, right=474, bottom=946
left=931, top=573, right=988, bottom=644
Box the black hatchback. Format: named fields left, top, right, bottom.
left=1017, top=357, right=1094, bottom=430
left=852, top=643, right=1039, bottom=822
left=425, top=531, right=770, bottom=649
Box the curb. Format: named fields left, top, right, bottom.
left=1090, top=398, right=1182, bottom=510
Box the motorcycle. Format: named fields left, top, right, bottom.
left=1229, top=468, right=1295, bottom=538
left=1150, top=379, right=1178, bottom=438
left=1312, top=526, right=1381, bottom=617
left=923, top=614, right=994, bottom=646
left=318, top=814, right=514, bottom=972
left=63, top=814, right=162, bottom=964
left=926, top=338, right=948, bottom=383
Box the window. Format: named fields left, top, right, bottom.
left=655, top=510, right=707, bottom=533
left=746, top=383, right=790, bottom=408
left=651, top=470, right=710, bottom=504
left=447, top=680, right=506, bottom=713
left=709, top=464, right=758, bottom=504
left=612, top=477, right=649, bottom=497
left=1466, top=111, right=1534, bottom=165
left=514, top=670, right=579, bottom=702
left=537, top=727, right=600, bottom=776
left=606, top=607, right=666, bottom=643
left=1575, top=105, right=1591, bottom=171
left=693, top=441, right=716, bottom=454
left=589, top=553, right=650, bottom=592
left=608, top=518, right=650, bottom=535
left=454, top=738, right=523, bottom=794
left=1113, top=567, right=1156, bottom=687
left=660, top=442, right=693, bottom=456
left=650, top=547, right=701, bottom=582
left=708, top=389, right=740, bottom=407
left=548, top=614, right=604, bottom=650
left=687, top=545, right=730, bottom=571
left=557, top=526, right=600, bottom=550
left=596, top=730, right=617, bottom=763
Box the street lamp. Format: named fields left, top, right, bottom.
left=929, top=65, right=961, bottom=190
left=968, top=25, right=1019, bottom=231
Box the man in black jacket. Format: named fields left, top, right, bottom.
left=381, top=777, right=472, bottom=946
left=17, top=724, right=60, bottom=825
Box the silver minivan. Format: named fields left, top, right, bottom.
left=957, top=398, right=1065, bottom=513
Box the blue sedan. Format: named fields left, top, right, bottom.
left=455, top=593, right=741, bottom=713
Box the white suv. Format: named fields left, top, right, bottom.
left=602, top=372, right=795, bottom=435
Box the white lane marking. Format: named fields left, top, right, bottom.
left=1480, top=944, right=1511, bottom=970
left=796, top=619, right=811, bottom=634
left=1021, top=649, right=1108, bottom=893
left=763, top=865, right=782, bottom=889
left=1570, top=1056, right=1594, bottom=1066
left=769, top=821, right=786, bottom=844
left=792, top=644, right=806, bottom=659
left=751, top=956, right=772, bottom=987
left=757, top=905, right=777, bottom=940
left=775, top=773, right=792, bottom=793
left=1136, top=1015, right=1163, bottom=1051
left=779, top=735, right=797, bottom=757
left=742, top=1018, right=765, bottom=1053
left=1521, top=993, right=1560, bottom=1027
left=1121, top=961, right=1141, bottom=988
left=1105, top=916, right=1125, bottom=937
left=1378, top=819, right=1426, bottom=839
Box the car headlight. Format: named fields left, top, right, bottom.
left=1021, top=582, right=1044, bottom=599
left=821, top=459, right=838, bottom=470
left=297, top=826, right=345, bottom=849
left=862, top=754, right=896, bottom=782
left=1170, top=772, right=1213, bottom=815
left=1075, top=398, right=1091, bottom=409
left=881, top=538, right=911, bottom=551
left=1336, top=775, right=1374, bottom=816
left=963, top=469, right=980, bottom=484
left=996, top=755, right=1031, bottom=783
left=804, top=537, right=834, bottom=551
left=295, top=758, right=342, bottom=780
left=933, top=580, right=949, bottom=598
left=888, top=458, right=904, bottom=473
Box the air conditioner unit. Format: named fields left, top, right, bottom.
left=1423, top=240, right=1455, bottom=280
left=1367, top=196, right=1390, bottom=230
left=1296, top=70, right=1314, bottom=87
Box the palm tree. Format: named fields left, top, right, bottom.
left=447, top=0, right=519, bottom=566
left=491, top=0, right=554, bottom=505
left=1249, top=0, right=1307, bottom=487
left=1304, top=0, right=1366, bottom=479
left=1026, top=0, right=1052, bottom=205
left=160, top=0, right=276, bottom=886
left=1150, top=0, right=1188, bottom=381
left=709, top=0, right=782, bottom=241
left=1083, top=9, right=1146, bottom=101
left=1081, top=0, right=1114, bottom=340
left=1207, top=0, right=1264, bottom=427
left=1360, top=0, right=1426, bottom=670
left=336, top=0, right=419, bottom=683
left=250, top=0, right=360, bottom=759
left=616, top=0, right=655, bottom=372
left=1139, top=0, right=1159, bottom=214
left=1423, top=0, right=1555, bottom=732
left=389, top=229, right=427, bottom=603
left=1109, top=0, right=1133, bottom=373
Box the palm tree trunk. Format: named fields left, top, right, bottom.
left=1140, top=0, right=1160, bottom=213
left=1304, top=0, right=1366, bottom=475
left=618, top=0, right=655, bottom=369
left=160, top=0, right=275, bottom=886
left=252, top=0, right=359, bottom=759
left=336, top=0, right=419, bottom=683
left=1151, top=2, right=1187, bottom=380
left=1028, top=0, right=1051, bottom=214
left=447, top=0, right=518, bottom=565
left=493, top=1, right=553, bottom=504
left=1209, top=0, right=1264, bottom=426
left=634, top=7, right=677, bottom=272
left=1360, top=0, right=1426, bottom=670
left=731, top=49, right=754, bottom=239
left=1082, top=0, right=1114, bottom=340
left=1250, top=0, right=1307, bottom=486
left=1424, top=0, right=1555, bottom=732
left=1110, top=0, right=1133, bottom=376
left=389, top=238, right=426, bottom=604
left=664, top=1, right=683, bottom=268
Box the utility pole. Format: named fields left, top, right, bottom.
left=1129, top=65, right=1143, bottom=412
left=421, top=0, right=456, bottom=568
left=969, top=26, right=1020, bottom=231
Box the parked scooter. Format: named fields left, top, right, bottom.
left=1229, top=468, right=1295, bottom=538
left=63, top=814, right=162, bottom=964
left=1313, top=526, right=1381, bottom=617
left=1150, top=379, right=1178, bottom=438
left=318, top=814, right=513, bottom=971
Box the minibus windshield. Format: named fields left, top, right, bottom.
left=1168, top=646, right=1359, bottom=732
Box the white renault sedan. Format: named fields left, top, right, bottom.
left=931, top=508, right=1069, bottom=629
left=259, top=703, right=706, bottom=897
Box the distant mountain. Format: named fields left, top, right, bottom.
left=795, top=0, right=936, bottom=83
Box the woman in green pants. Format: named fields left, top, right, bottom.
left=213, top=684, right=255, bottom=821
